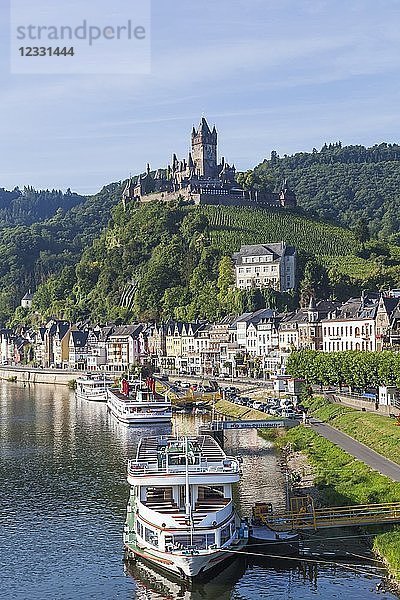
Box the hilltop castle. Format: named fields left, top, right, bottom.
left=122, top=117, right=296, bottom=209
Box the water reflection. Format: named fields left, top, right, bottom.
left=0, top=382, right=397, bottom=600
left=126, top=556, right=246, bottom=600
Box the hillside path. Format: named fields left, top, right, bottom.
left=309, top=419, right=400, bottom=482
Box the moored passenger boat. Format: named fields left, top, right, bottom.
left=107, top=378, right=172, bottom=425
left=123, top=435, right=248, bottom=579
left=75, top=373, right=114, bottom=402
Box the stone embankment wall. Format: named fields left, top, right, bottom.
left=0, top=367, right=84, bottom=386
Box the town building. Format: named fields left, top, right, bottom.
left=106, top=324, right=143, bottom=372
left=8, top=291, right=400, bottom=379
left=0, top=329, right=15, bottom=365
left=233, top=243, right=296, bottom=292
left=279, top=299, right=341, bottom=352
left=322, top=293, right=379, bottom=352
left=68, top=330, right=89, bottom=371
left=389, top=304, right=400, bottom=349
left=375, top=295, right=400, bottom=351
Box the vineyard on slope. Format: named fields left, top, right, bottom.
left=198, top=206, right=357, bottom=257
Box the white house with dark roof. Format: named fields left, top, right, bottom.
left=20, top=292, right=34, bottom=309
left=106, top=324, right=143, bottom=372
left=322, top=293, right=379, bottom=352
left=233, top=243, right=296, bottom=292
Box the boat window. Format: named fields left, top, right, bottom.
left=167, top=453, right=200, bottom=466
left=136, top=521, right=143, bottom=538
left=145, top=487, right=173, bottom=503
left=144, top=526, right=158, bottom=547
left=220, top=523, right=231, bottom=545
left=172, top=533, right=215, bottom=550
left=197, top=486, right=224, bottom=500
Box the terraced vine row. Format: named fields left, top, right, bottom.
left=198, top=206, right=357, bottom=257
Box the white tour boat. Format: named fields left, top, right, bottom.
left=75, top=373, right=114, bottom=402
left=107, top=379, right=172, bottom=425
left=123, top=435, right=248, bottom=579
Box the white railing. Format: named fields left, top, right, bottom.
left=128, top=457, right=239, bottom=476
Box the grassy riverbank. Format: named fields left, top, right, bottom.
left=209, top=398, right=269, bottom=420
left=260, top=424, right=400, bottom=580
left=303, top=396, right=400, bottom=465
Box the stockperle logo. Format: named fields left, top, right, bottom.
left=10, top=0, right=151, bottom=74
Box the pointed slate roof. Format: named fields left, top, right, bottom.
left=70, top=330, right=89, bottom=348
left=198, top=117, right=211, bottom=135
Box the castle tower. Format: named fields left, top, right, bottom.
left=191, top=117, right=218, bottom=178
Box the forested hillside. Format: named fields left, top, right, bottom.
left=0, top=186, right=85, bottom=226
left=24, top=200, right=400, bottom=326
left=5, top=140, right=400, bottom=326
left=0, top=183, right=122, bottom=324
left=238, top=142, right=400, bottom=240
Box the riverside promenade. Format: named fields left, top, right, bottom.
left=0, top=365, right=85, bottom=386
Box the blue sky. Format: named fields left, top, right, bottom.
left=1, top=0, right=400, bottom=194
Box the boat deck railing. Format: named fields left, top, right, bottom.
left=128, top=457, right=240, bottom=476
left=108, top=389, right=171, bottom=405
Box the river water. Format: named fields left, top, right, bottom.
left=0, top=382, right=397, bottom=600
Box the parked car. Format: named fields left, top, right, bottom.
left=252, top=401, right=264, bottom=410
left=280, top=398, right=294, bottom=408
left=225, top=386, right=236, bottom=394
left=282, top=409, right=297, bottom=419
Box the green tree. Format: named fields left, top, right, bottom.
left=353, top=218, right=370, bottom=244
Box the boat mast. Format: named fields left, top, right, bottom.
left=184, top=437, right=194, bottom=545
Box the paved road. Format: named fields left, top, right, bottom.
left=310, top=419, right=400, bottom=482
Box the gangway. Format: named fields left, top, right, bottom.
left=264, top=496, right=400, bottom=531
left=201, top=418, right=299, bottom=431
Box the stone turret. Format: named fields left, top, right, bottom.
left=122, top=176, right=135, bottom=209
left=307, top=296, right=318, bottom=322
left=279, top=178, right=297, bottom=208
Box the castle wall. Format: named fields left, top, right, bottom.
left=139, top=188, right=283, bottom=208
left=139, top=189, right=195, bottom=203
